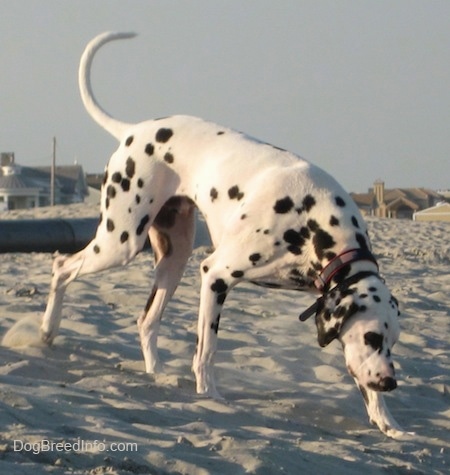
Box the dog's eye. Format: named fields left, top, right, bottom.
left=364, top=331, right=383, bottom=351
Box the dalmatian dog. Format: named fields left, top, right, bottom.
left=40, top=32, right=407, bottom=438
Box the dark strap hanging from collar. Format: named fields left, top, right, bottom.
left=299, top=297, right=323, bottom=322
left=299, top=271, right=380, bottom=322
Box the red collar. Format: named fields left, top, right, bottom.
left=314, top=248, right=379, bottom=291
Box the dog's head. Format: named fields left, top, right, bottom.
left=315, top=275, right=400, bottom=392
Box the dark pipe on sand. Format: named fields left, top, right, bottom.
left=0, top=217, right=210, bottom=253
left=0, top=219, right=100, bottom=253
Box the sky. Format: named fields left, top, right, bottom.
left=0, top=0, right=449, bottom=193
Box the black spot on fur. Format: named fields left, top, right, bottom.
left=217, top=131, right=225, bottom=135
left=210, top=188, right=218, bottom=202
left=283, top=229, right=303, bottom=246
left=283, top=229, right=305, bottom=255
left=135, top=195, right=141, bottom=204
left=273, top=196, right=294, bottom=214
left=311, top=261, right=323, bottom=272
left=330, top=215, right=339, bottom=226
left=125, top=136, right=134, bottom=146
left=106, top=185, right=116, bottom=198
left=121, top=178, right=131, bottom=192
left=203, top=265, right=209, bottom=273
left=120, top=231, right=129, bottom=243
left=93, top=244, right=100, bottom=254
left=211, top=279, right=228, bottom=305
left=249, top=253, right=261, bottom=265
left=324, top=251, right=336, bottom=261
left=136, top=215, right=150, bottom=235
left=240, top=214, right=247, bottom=220
left=351, top=216, right=360, bottom=228
left=145, top=143, right=155, bottom=156
left=364, top=332, right=384, bottom=351
left=302, top=195, right=316, bottom=212
left=286, top=244, right=301, bottom=255
left=106, top=219, right=115, bottom=232
left=300, top=227, right=310, bottom=239
left=313, top=229, right=336, bottom=260
left=335, top=196, right=346, bottom=207
left=154, top=196, right=183, bottom=228
left=102, top=171, right=108, bottom=187
left=231, top=270, right=244, bottom=278
left=112, top=172, right=122, bottom=183
left=211, top=314, right=221, bottom=333
left=373, top=295, right=381, bottom=303
left=228, top=185, right=244, bottom=200
left=137, top=178, right=144, bottom=188
left=355, top=232, right=369, bottom=251
left=155, top=128, right=173, bottom=143
left=307, top=219, right=319, bottom=232
left=126, top=157, right=136, bottom=178
left=164, top=152, right=174, bottom=164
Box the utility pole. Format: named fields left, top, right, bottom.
left=50, top=137, right=56, bottom=206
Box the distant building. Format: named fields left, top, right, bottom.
left=351, top=180, right=442, bottom=219
left=85, top=173, right=104, bottom=191
left=413, top=202, right=450, bottom=223
left=0, top=152, right=88, bottom=210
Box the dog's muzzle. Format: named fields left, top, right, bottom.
left=368, top=377, right=397, bottom=392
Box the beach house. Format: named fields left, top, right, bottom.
left=0, top=153, right=88, bottom=210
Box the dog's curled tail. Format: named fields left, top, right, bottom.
left=79, top=31, right=137, bottom=140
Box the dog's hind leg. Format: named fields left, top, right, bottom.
left=137, top=197, right=196, bottom=373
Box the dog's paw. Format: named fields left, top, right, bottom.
left=383, top=427, right=416, bottom=440
left=39, top=327, right=55, bottom=346
left=145, top=360, right=164, bottom=375
left=198, top=388, right=225, bottom=401
left=374, top=419, right=415, bottom=440
left=195, top=380, right=224, bottom=401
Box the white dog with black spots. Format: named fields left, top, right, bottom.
left=40, top=32, right=409, bottom=438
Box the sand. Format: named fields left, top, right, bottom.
left=0, top=203, right=449, bottom=474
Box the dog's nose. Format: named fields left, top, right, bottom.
left=380, top=377, right=397, bottom=391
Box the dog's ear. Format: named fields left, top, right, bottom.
left=315, top=293, right=360, bottom=347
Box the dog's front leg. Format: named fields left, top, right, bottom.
left=192, top=259, right=231, bottom=400
left=356, top=382, right=410, bottom=439
left=40, top=253, right=84, bottom=344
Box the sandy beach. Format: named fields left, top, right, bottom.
left=0, top=203, right=449, bottom=474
